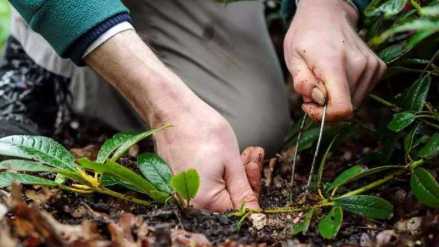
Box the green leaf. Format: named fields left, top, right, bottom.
left=96, top=132, right=137, bottom=163
left=410, top=167, right=439, bottom=208
left=334, top=195, right=394, bottom=220
left=388, top=112, right=416, bottom=132
left=0, top=136, right=76, bottom=171
left=285, top=127, right=321, bottom=151
left=292, top=208, right=314, bottom=236
left=419, top=5, right=439, bottom=17
left=371, top=19, right=439, bottom=46
left=417, top=133, right=439, bottom=160
left=110, top=124, right=171, bottom=162
left=400, top=75, right=431, bottom=112
left=366, top=0, right=408, bottom=18
left=326, top=165, right=367, bottom=193
left=403, top=125, right=420, bottom=154
left=137, top=153, right=172, bottom=193
left=318, top=207, right=343, bottom=239
left=170, top=169, right=200, bottom=201
left=0, top=159, right=54, bottom=172
left=77, top=158, right=169, bottom=202
left=0, top=172, right=58, bottom=188
left=378, top=42, right=410, bottom=63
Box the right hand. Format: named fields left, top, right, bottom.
left=151, top=100, right=263, bottom=212
left=284, top=0, right=387, bottom=121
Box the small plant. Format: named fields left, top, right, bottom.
left=0, top=124, right=200, bottom=207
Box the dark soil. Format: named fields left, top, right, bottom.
left=0, top=113, right=436, bottom=247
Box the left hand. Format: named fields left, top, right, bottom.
left=284, top=0, right=387, bottom=121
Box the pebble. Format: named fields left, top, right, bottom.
left=249, top=213, right=267, bottom=230
left=407, top=217, right=422, bottom=236
left=376, top=230, right=398, bottom=247
left=360, top=233, right=372, bottom=247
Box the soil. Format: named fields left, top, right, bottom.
left=0, top=115, right=438, bottom=247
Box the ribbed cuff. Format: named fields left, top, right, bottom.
left=65, top=13, right=132, bottom=66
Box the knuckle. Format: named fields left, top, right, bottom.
left=293, top=80, right=308, bottom=94
left=352, top=55, right=367, bottom=69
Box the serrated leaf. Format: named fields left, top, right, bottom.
left=334, top=195, right=394, bottom=220
left=170, top=169, right=200, bottom=201
left=292, top=208, right=314, bottom=236
left=0, top=159, right=54, bottom=172
left=410, top=167, right=439, bottom=208
left=0, top=136, right=76, bottom=171
left=318, top=207, right=343, bottom=239
left=0, top=172, right=58, bottom=188
left=417, top=133, right=439, bottom=160
left=110, top=125, right=170, bottom=162
left=388, top=112, right=416, bottom=132
left=77, top=158, right=169, bottom=202
left=96, top=132, right=137, bottom=163
left=138, top=153, right=172, bottom=193
left=400, top=75, right=431, bottom=112
left=326, top=165, right=367, bottom=193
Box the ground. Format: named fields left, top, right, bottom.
left=0, top=110, right=437, bottom=246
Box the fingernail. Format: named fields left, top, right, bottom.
left=312, top=87, right=326, bottom=106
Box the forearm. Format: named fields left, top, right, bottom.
left=84, top=30, right=199, bottom=127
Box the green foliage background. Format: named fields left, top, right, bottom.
left=0, top=0, right=9, bottom=50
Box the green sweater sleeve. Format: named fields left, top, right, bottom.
left=9, top=0, right=129, bottom=58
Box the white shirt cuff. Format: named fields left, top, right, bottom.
left=82, top=22, right=134, bottom=58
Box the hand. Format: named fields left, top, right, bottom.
left=152, top=100, right=264, bottom=212
left=284, top=0, right=387, bottom=121
left=85, top=30, right=264, bottom=212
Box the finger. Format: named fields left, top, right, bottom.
left=302, top=62, right=353, bottom=122
left=245, top=162, right=262, bottom=198
left=288, top=53, right=320, bottom=99
left=193, top=187, right=234, bottom=212
left=241, top=147, right=260, bottom=195
left=352, top=54, right=379, bottom=107
left=247, top=147, right=264, bottom=197
left=225, top=155, right=260, bottom=210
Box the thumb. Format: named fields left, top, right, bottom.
left=225, top=156, right=260, bottom=210
left=289, top=54, right=320, bottom=100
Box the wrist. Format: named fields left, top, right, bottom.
left=298, top=0, right=359, bottom=26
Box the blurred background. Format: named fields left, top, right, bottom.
left=0, top=0, right=9, bottom=51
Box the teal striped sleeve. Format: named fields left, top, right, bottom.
left=9, top=0, right=129, bottom=58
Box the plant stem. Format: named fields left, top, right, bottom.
left=421, top=119, right=439, bottom=129
left=337, top=170, right=405, bottom=198
left=336, top=160, right=424, bottom=199
left=369, top=94, right=400, bottom=110
left=94, top=187, right=151, bottom=206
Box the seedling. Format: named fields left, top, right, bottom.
left=0, top=124, right=200, bottom=208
